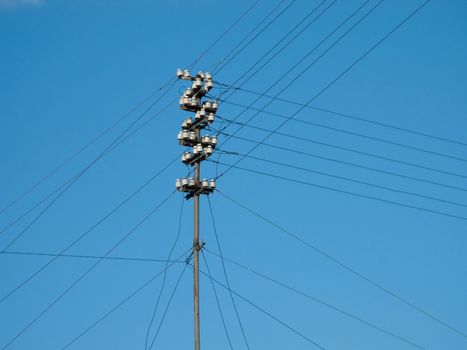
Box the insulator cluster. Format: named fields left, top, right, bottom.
left=175, top=68, right=218, bottom=198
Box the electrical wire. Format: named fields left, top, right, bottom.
left=196, top=259, right=326, bottom=350
left=214, top=119, right=467, bottom=180
left=213, top=98, right=467, bottom=163
left=207, top=196, right=250, bottom=350
left=213, top=160, right=467, bottom=221
left=200, top=250, right=234, bottom=350
left=214, top=84, right=467, bottom=148
left=211, top=0, right=287, bottom=74
left=216, top=189, right=467, bottom=340
left=60, top=248, right=192, bottom=349
left=204, top=248, right=425, bottom=350
left=0, top=250, right=185, bottom=264
left=213, top=0, right=298, bottom=75
left=0, top=155, right=179, bottom=305
left=210, top=129, right=467, bottom=193
left=147, top=263, right=188, bottom=350
left=1, top=190, right=177, bottom=349
left=144, top=198, right=185, bottom=350
left=213, top=149, right=467, bottom=208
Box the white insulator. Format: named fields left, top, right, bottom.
left=202, top=179, right=209, bottom=188
left=192, top=145, right=199, bottom=154
left=189, top=178, right=196, bottom=187
left=183, top=152, right=192, bottom=161
left=190, top=98, right=198, bottom=107
left=182, top=120, right=188, bottom=128
left=205, top=72, right=212, bottom=80
left=182, top=130, right=189, bottom=139
left=205, top=145, right=213, bottom=155
left=202, top=135, right=210, bottom=143
left=175, top=179, right=182, bottom=188
left=205, top=101, right=212, bottom=109
left=185, top=88, right=193, bottom=96
left=181, top=177, right=188, bottom=186
left=196, top=143, right=203, bottom=153
left=186, top=118, right=193, bottom=126
left=195, top=110, right=201, bottom=120
left=208, top=113, right=215, bottom=123
left=176, top=68, right=183, bottom=78
left=205, top=80, right=213, bottom=90
left=182, top=96, right=189, bottom=105
left=209, top=179, right=216, bottom=189
left=183, top=69, right=191, bottom=79
left=189, top=131, right=196, bottom=141
left=197, top=71, right=204, bottom=79
left=177, top=131, right=183, bottom=141
left=212, top=101, right=218, bottom=110
left=211, top=136, right=218, bottom=145
left=194, top=78, right=202, bottom=88
left=199, top=108, right=206, bottom=117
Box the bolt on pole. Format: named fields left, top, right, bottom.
left=175, top=68, right=218, bottom=350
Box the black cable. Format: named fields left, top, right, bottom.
left=213, top=0, right=298, bottom=75
left=200, top=250, right=234, bottom=350
left=215, top=84, right=467, bottom=148
left=211, top=0, right=287, bottom=74
left=204, top=248, right=425, bottom=349
left=217, top=189, right=467, bottom=340
left=214, top=0, right=378, bottom=162
left=215, top=119, right=467, bottom=180
left=214, top=98, right=467, bottom=163
left=2, top=190, right=177, bottom=349
left=144, top=198, right=185, bottom=350
left=60, top=248, right=192, bottom=349
left=147, top=263, right=188, bottom=350
left=213, top=161, right=467, bottom=221
left=196, top=261, right=326, bottom=350
left=0, top=155, right=179, bottom=305
left=212, top=130, right=467, bottom=193
left=214, top=149, right=467, bottom=208
left=207, top=196, right=250, bottom=350
left=0, top=250, right=185, bottom=264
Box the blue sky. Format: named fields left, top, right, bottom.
left=1, top=0, right=466, bottom=349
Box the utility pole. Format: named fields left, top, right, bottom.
left=175, top=68, right=218, bottom=350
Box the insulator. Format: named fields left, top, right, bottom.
left=202, top=135, right=211, bottom=143
left=199, top=108, right=206, bottom=117
left=176, top=68, right=183, bottom=78
left=190, top=98, right=198, bottom=107
left=212, top=101, right=218, bottom=110
left=189, top=178, right=196, bottom=187
left=183, top=69, right=191, bottom=79
left=182, top=130, right=189, bottom=139
left=197, top=71, right=204, bottom=79
left=182, top=96, right=189, bottom=105
left=195, top=111, right=201, bottom=120
left=181, top=177, right=188, bottom=186
left=192, top=145, right=199, bottom=154
left=186, top=118, right=193, bottom=126
left=209, top=179, right=216, bottom=189
left=202, top=179, right=209, bottom=188
left=205, top=72, right=212, bottom=81
left=183, top=152, right=192, bottom=161
left=205, top=80, right=213, bottom=90
left=211, top=136, right=218, bottom=145
left=194, top=78, right=202, bottom=88
left=177, top=131, right=183, bottom=140
left=182, top=120, right=187, bottom=128
left=196, top=143, right=203, bottom=153
left=205, top=101, right=212, bottom=109
left=207, top=113, right=215, bottom=123
left=205, top=145, right=213, bottom=155
left=175, top=179, right=182, bottom=188
left=185, top=88, right=193, bottom=96
left=189, top=131, right=196, bottom=141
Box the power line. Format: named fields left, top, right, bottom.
left=2, top=190, right=177, bottom=349
left=60, top=248, right=192, bottom=349
left=196, top=260, right=326, bottom=350
left=204, top=248, right=425, bottom=350
left=0, top=250, right=185, bottom=264
left=207, top=196, right=250, bottom=350
left=0, top=155, right=179, bottom=305
left=145, top=198, right=185, bottom=350
left=214, top=149, right=467, bottom=208
left=217, top=189, right=467, bottom=340
left=214, top=118, right=467, bottom=180
left=214, top=0, right=378, bottom=148
left=216, top=0, right=432, bottom=180
left=147, top=263, right=189, bottom=350
left=214, top=98, right=467, bottom=163
left=213, top=160, right=467, bottom=221
left=214, top=84, right=467, bottom=148
left=211, top=130, right=467, bottom=193
left=200, top=250, right=234, bottom=350
left=213, top=0, right=298, bottom=75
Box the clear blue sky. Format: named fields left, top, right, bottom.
left=1, top=0, right=466, bottom=349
